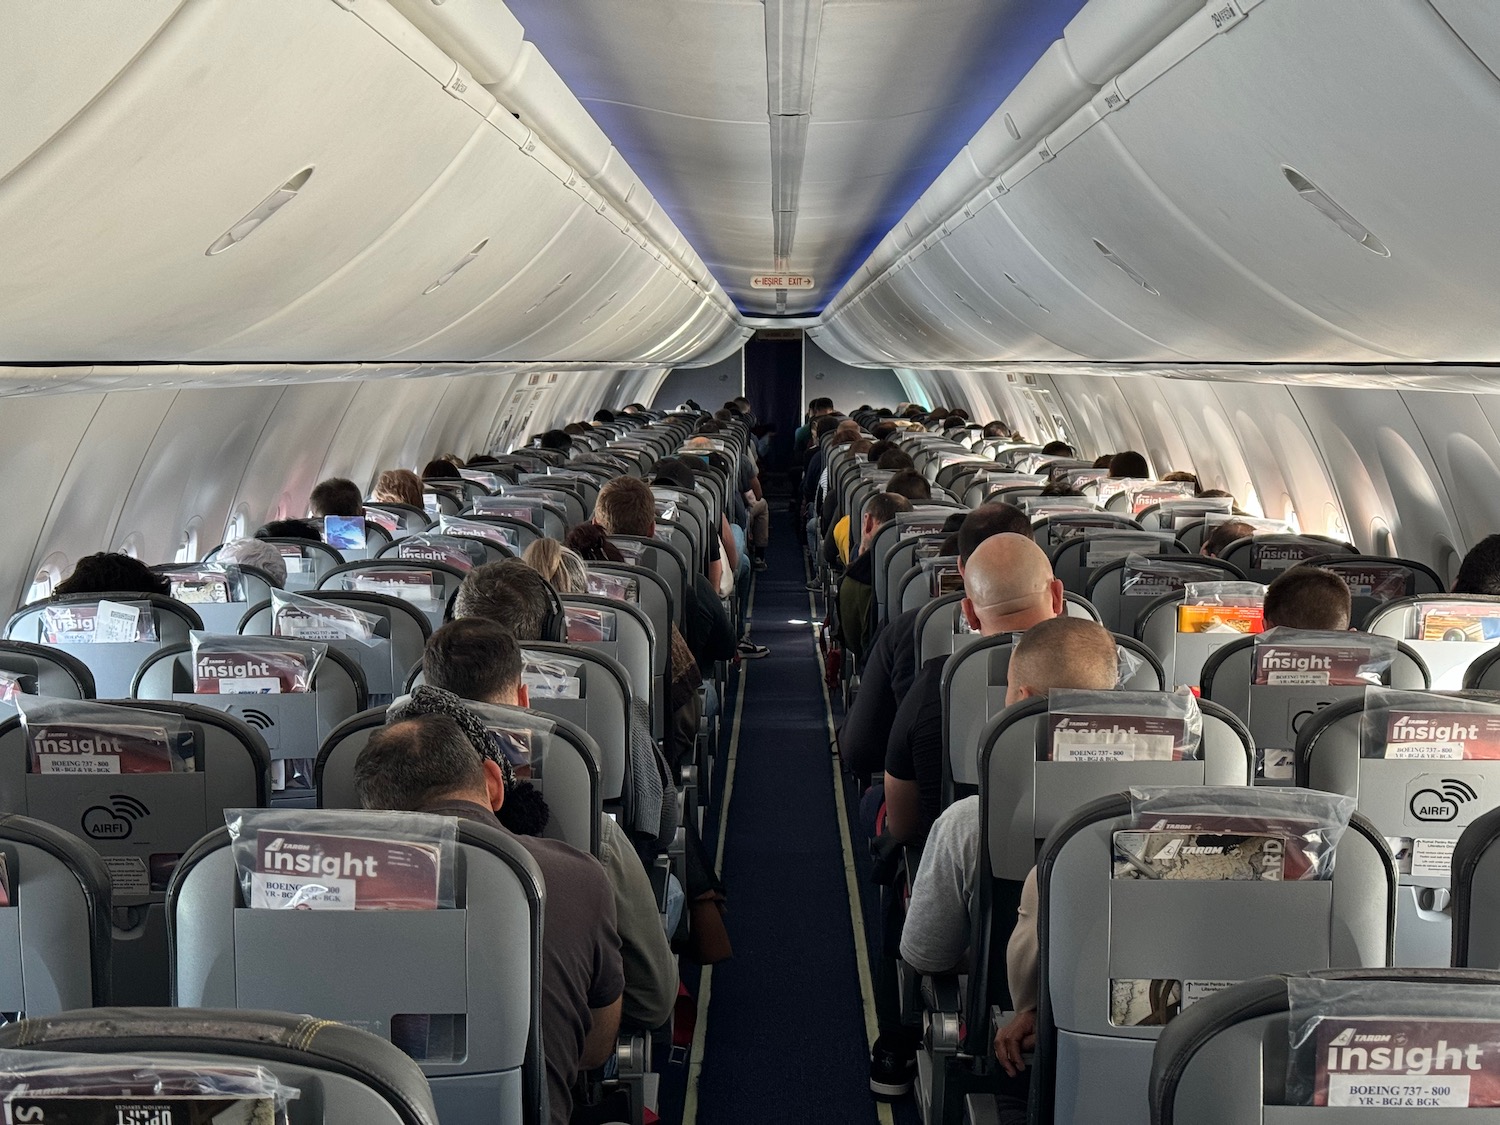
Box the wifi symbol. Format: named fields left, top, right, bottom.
left=1443, top=779, right=1479, bottom=804
left=81, top=794, right=149, bottom=840
left=110, top=795, right=149, bottom=821
left=240, top=708, right=275, bottom=731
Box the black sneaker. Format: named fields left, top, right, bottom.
left=736, top=640, right=770, bottom=659
left=804, top=577, right=822, bottom=591
left=869, top=1040, right=916, bottom=1099
left=752, top=557, right=769, bottom=572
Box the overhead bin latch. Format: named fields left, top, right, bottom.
left=443, top=62, right=475, bottom=100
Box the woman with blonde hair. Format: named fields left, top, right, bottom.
left=520, top=537, right=589, bottom=594
left=371, top=468, right=423, bottom=507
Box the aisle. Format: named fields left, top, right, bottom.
left=688, top=514, right=884, bottom=1122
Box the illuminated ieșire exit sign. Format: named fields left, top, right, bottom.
left=750, top=274, right=814, bottom=290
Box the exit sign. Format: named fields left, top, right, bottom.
left=750, top=273, right=815, bottom=290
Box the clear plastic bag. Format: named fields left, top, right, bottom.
left=522, top=652, right=583, bottom=700
left=190, top=632, right=325, bottom=694
left=1414, top=600, right=1500, bottom=644
left=471, top=496, right=542, bottom=527
left=438, top=514, right=519, bottom=551
left=1204, top=512, right=1291, bottom=536
left=1287, top=976, right=1500, bottom=1106
left=167, top=564, right=239, bottom=605
left=919, top=556, right=963, bottom=597
left=1360, top=686, right=1500, bottom=760
left=0, top=672, right=25, bottom=705
left=1250, top=535, right=1337, bottom=573
left=348, top=570, right=442, bottom=607
left=17, top=697, right=195, bottom=775
left=1019, top=496, right=1096, bottom=520
left=0, top=1050, right=299, bottom=1125
left=1047, top=688, right=1202, bottom=763
left=1178, top=582, right=1267, bottom=634
left=1252, top=628, right=1396, bottom=687
left=1150, top=496, right=1233, bottom=530
left=1081, top=529, right=1175, bottom=568
left=467, top=702, right=557, bottom=784
left=226, top=807, right=457, bottom=911
left=566, top=606, right=618, bottom=643
left=1121, top=554, right=1232, bottom=600
left=394, top=533, right=481, bottom=572
left=586, top=570, right=639, bottom=604
left=1124, top=785, right=1356, bottom=880
left=41, top=600, right=158, bottom=644
left=270, top=590, right=382, bottom=648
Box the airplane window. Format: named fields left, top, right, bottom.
left=174, top=527, right=198, bottom=565
left=26, top=555, right=63, bottom=605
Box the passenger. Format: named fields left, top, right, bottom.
left=254, top=518, right=322, bottom=541
left=419, top=621, right=678, bottom=1032
left=52, top=552, right=170, bottom=598
left=900, top=618, right=1119, bottom=1083
left=837, top=493, right=913, bottom=661
left=1263, top=565, right=1352, bottom=630
left=354, top=711, right=623, bottom=1125
left=593, top=409, right=616, bottom=425
left=307, top=478, right=363, bottom=519
left=1091, top=453, right=1114, bottom=469
left=537, top=429, right=573, bottom=455
left=371, top=469, right=424, bottom=508
left=982, top=420, right=1010, bottom=439
left=875, top=448, right=914, bottom=472
left=1200, top=519, right=1256, bottom=559
left=1453, top=534, right=1500, bottom=595
left=215, top=538, right=288, bottom=586
left=883, top=533, right=1064, bottom=844
left=520, top=538, right=589, bottom=594
left=1162, top=470, right=1200, bottom=491
left=884, top=469, right=932, bottom=503
left=1040, top=441, right=1074, bottom=458
left=1108, top=450, right=1150, bottom=479
left=421, top=459, right=462, bottom=481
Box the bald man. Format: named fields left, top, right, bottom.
left=882, top=534, right=1065, bottom=844
left=899, top=618, right=1120, bottom=1083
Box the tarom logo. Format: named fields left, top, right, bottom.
left=81, top=794, right=149, bottom=840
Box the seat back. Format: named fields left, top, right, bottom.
left=1303, top=553, right=1446, bottom=630
left=582, top=567, right=668, bottom=740
left=1136, top=590, right=1267, bottom=691
left=942, top=631, right=1166, bottom=799
left=1200, top=632, right=1430, bottom=782
left=885, top=537, right=949, bottom=619
left=895, top=554, right=962, bottom=618
left=0, top=813, right=113, bottom=1013
left=1031, top=511, right=1143, bottom=553
left=317, top=705, right=600, bottom=857
left=170, top=818, right=541, bottom=1125
left=377, top=533, right=504, bottom=569
left=1219, top=534, right=1358, bottom=585
left=241, top=592, right=431, bottom=707
left=5, top=593, right=204, bottom=700
left=519, top=640, right=632, bottom=816
left=212, top=539, right=345, bottom=592
left=469, top=496, right=568, bottom=543
left=364, top=501, right=435, bottom=536
left=1454, top=806, right=1500, bottom=969
left=1035, top=795, right=1394, bottom=1125
left=154, top=562, right=281, bottom=635
left=1150, top=969, right=1500, bottom=1125
left=439, top=514, right=539, bottom=557
left=914, top=592, right=1101, bottom=668
left=1297, top=689, right=1500, bottom=966
left=318, top=560, right=466, bottom=632
left=611, top=536, right=689, bottom=634
left=131, top=643, right=368, bottom=807
left=0, top=641, right=94, bottom=718
left=1366, top=594, right=1500, bottom=689
left=1050, top=532, right=1183, bottom=598
left=1086, top=555, right=1247, bottom=636
left=867, top=513, right=963, bottom=626
left=0, top=700, right=269, bottom=1005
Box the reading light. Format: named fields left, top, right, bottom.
left=424, top=239, right=489, bottom=295
left=1281, top=166, right=1390, bottom=256
left=205, top=167, right=314, bottom=256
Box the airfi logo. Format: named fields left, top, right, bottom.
left=82, top=795, right=150, bottom=840
left=1406, top=774, right=1482, bottom=826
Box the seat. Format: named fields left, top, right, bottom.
left=884, top=536, right=949, bottom=620
left=916, top=697, right=1253, bottom=1123
left=1032, top=792, right=1393, bottom=1125
left=941, top=631, right=1166, bottom=804
left=207, top=539, right=345, bottom=592
left=1150, top=970, right=1500, bottom=1125
left=240, top=591, right=432, bottom=707
left=1454, top=804, right=1500, bottom=969
left=1049, top=531, right=1183, bottom=597
left=914, top=591, right=1101, bottom=668
left=153, top=561, right=281, bottom=634
left=438, top=514, right=539, bottom=557
left=0, top=699, right=269, bottom=1005
left=318, top=559, right=466, bottom=631
left=469, top=495, right=568, bottom=542
left=1031, top=510, right=1143, bottom=553
left=376, top=532, right=504, bottom=568
left=866, top=513, right=964, bottom=627
left=0, top=640, right=94, bottom=717
left=1296, top=689, right=1500, bottom=966
left=1365, top=593, right=1500, bottom=689
left=3, top=1009, right=443, bottom=1125
left=131, top=642, right=368, bottom=807
left=0, top=813, right=113, bottom=1014
left=1304, top=552, right=1446, bottom=629
left=1133, top=498, right=1234, bottom=534
left=1217, top=533, right=1358, bottom=585
left=1135, top=588, right=1266, bottom=691
left=895, top=554, right=963, bottom=619
left=1085, top=554, right=1247, bottom=636
left=5, top=592, right=204, bottom=700
left=317, top=705, right=601, bottom=858
left=611, top=536, right=690, bottom=636
left=1200, top=631, right=1430, bottom=782
left=364, top=501, right=435, bottom=536
left=584, top=566, right=669, bottom=742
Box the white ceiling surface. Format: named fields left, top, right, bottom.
left=814, top=0, right=1500, bottom=369
left=0, top=0, right=744, bottom=374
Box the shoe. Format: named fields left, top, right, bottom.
left=804, top=577, right=822, bottom=591
left=752, top=558, right=769, bottom=572
left=869, top=1040, right=916, bottom=1099
left=736, top=640, right=770, bottom=659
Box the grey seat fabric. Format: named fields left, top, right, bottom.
left=1298, top=691, right=1500, bottom=967
left=1034, top=796, right=1395, bottom=1125
left=240, top=591, right=431, bottom=708
left=914, top=592, right=1101, bottom=668
left=887, top=537, right=949, bottom=619
left=611, top=536, right=690, bottom=637
left=169, top=820, right=543, bottom=1125
left=0, top=701, right=269, bottom=1006
left=0, top=813, right=113, bottom=1013
left=1150, top=970, right=1500, bottom=1125
left=1086, top=554, right=1247, bottom=636
left=1135, top=591, right=1260, bottom=691
left=1304, top=552, right=1446, bottom=631
left=0, top=641, right=94, bottom=717
left=1200, top=633, right=1430, bottom=783
left=5, top=593, right=204, bottom=700
left=521, top=637, right=633, bottom=816
left=318, top=560, right=466, bottom=632
left=1218, top=534, right=1357, bottom=585
left=867, top=514, right=965, bottom=627
left=153, top=562, right=281, bottom=634
left=131, top=643, right=368, bottom=807
left=583, top=565, right=669, bottom=740
left=316, top=705, right=602, bottom=858
left=941, top=631, right=1166, bottom=801
left=1050, top=534, right=1185, bottom=599
left=0, top=1006, right=444, bottom=1125
left=1367, top=593, right=1500, bottom=690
